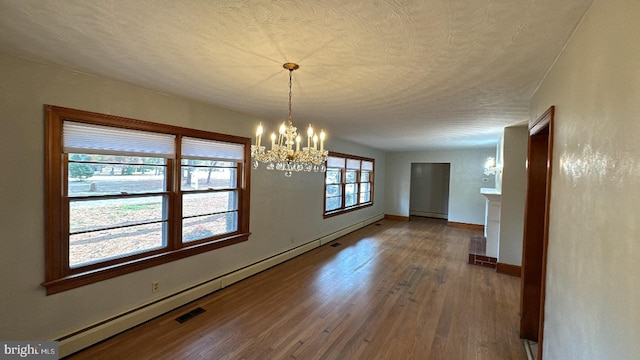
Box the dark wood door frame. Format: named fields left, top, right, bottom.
left=520, top=106, right=554, bottom=360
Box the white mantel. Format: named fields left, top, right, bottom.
left=481, top=188, right=501, bottom=259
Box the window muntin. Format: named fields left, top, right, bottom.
left=44, top=105, right=251, bottom=295
left=323, top=152, right=374, bottom=217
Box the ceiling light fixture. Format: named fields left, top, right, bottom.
left=251, top=63, right=328, bottom=177
left=483, top=157, right=502, bottom=176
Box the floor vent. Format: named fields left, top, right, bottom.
left=330, top=242, right=341, bottom=247
left=175, top=307, right=206, bottom=323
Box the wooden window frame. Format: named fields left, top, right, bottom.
left=43, top=105, right=251, bottom=295
left=323, top=152, right=374, bottom=218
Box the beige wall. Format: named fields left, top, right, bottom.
left=385, top=148, right=496, bottom=224
left=530, top=0, right=640, bottom=358
left=498, top=125, right=527, bottom=266
left=0, top=52, right=385, bottom=341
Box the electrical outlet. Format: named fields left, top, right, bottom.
left=151, top=281, right=160, bottom=293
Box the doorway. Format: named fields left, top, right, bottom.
left=520, top=106, right=554, bottom=360
left=409, top=163, right=450, bottom=219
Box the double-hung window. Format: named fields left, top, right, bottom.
left=324, top=152, right=374, bottom=217
left=44, top=106, right=250, bottom=294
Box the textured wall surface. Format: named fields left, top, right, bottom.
left=531, top=0, right=640, bottom=358
left=385, top=148, right=495, bottom=224
left=0, top=52, right=385, bottom=341
left=0, top=0, right=592, bottom=151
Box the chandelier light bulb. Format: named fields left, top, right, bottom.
left=255, top=123, right=263, bottom=147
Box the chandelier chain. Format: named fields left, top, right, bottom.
left=288, top=69, right=293, bottom=125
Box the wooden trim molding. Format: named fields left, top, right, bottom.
left=447, top=221, right=484, bottom=232
left=497, top=262, right=522, bottom=277
left=384, top=214, right=410, bottom=221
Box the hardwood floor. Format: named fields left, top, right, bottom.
left=66, top=217, right=526, bottom=360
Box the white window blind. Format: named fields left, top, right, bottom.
left=182, top=137, right=244, bottom=162
left=327, top=156, right=345, bottom=168
left=63, top=121, right=175, bottom=157
left=362, top=161, right=374, bottom=171
left=347, top=159, right=361, bottom=170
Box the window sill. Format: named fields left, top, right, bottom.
left=323, top=203, right=373, bottom=219
left=42, top=233, right=249, bottom=295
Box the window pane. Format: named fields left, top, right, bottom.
left=69, top=222, right=165, bottom=268
left=325, top=196, right=341, bottom=211
left=70, top=196, right=166, bottom=234
left=325, top=169, right=341, bottom=184
left=360, top=191, right=371, bottom=203
left=345, top=170, right=357, bottom=183
left=326, top=184, right=342, bottom=197
left=181, top=166, right=237, bottom=191
left=70, top=154, right=166, bottom=165
left=183, top=191, right=238, bottom=218
left=360, top=171, right=370, bottom=182
left=68, top=154, right=166, bottom=196
left=345, top=184, right=358, bottom=207
left=183, top=212, right=238, bottom=242
left=360, top=183, right=371, bottom=193
left=181, top=159, right=235, bottom=167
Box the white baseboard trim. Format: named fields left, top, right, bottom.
left=56, top=213, right=384, bottom=358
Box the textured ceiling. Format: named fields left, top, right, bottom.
left=0, top=0, right=592, bottom=151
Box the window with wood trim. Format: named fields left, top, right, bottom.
left=44, top=105, right=251, bottom=295
left=323, top=152, right=374, bottom=217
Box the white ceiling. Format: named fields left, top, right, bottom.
left=0, top=0, right=592, bottom=151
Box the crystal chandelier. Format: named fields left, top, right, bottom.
left=251, top=63, right=328, bottom=177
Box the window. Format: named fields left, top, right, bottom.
left=324, top=152, right=374, bottom=217
left=44, top=106, right=251, bottom=294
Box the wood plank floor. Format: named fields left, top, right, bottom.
left=66, top=217, right=526, bottom=360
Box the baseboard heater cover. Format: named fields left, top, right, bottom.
left=56, top=213, right=384, bottom=358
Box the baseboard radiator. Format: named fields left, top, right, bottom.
left=57, top=213, right=385, bottom=358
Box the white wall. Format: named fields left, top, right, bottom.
left=498, top=125, right=527, bottom=266
left=495, top=132, right=504, bottom=192
left=530, top=0, right=640, bottom=359
left=0, top=53, right=385, bottom=342
left=385, top=148, right=495, bottom=224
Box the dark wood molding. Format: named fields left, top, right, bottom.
left=323, top=152, right=375, bottom=218
left=43, top=105, right=252, bottom=295
left=497, top=263, right=522, bottom=277
left=447, top=221, right=484, bottom=232
left=384, top=214, right=410, bottom=221
left=520, top=106, right=554, bottom=360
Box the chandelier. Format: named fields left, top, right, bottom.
left=251, top=63, right=328, bottom=177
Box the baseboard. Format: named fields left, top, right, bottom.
left=409, top=210, right=447, bottom=219
left=385, top=214, right=410, bottom=221
left=57, top=278, right=223, bottom=357
left=497, top=262, right=522, bottom=277
left=447, top=221, right=484, bottom=232
left=56, top=213, right=384, bottom=358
